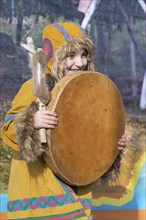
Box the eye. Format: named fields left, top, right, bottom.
left=67, top=52, right=75, bottom=59
left=82, top=50, right=88, bottom=58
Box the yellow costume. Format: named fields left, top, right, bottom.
left=1, top=22, right=93, bottom=219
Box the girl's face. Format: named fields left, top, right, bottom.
left=63, top=49, right=88, bottom=76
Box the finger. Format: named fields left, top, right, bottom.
left=41, top=118, right=58, bottom=127
left=43, top=115, right=58, bottom=122
left=118, top=139, right=125, bottom=145
left=118, top=146, right=123, bottom=151
left=48, top=119, right=58, bottom=125
left=43, top=123, right=56, bottom=129
left=41, top=118, right=58, bottom=126
left=118, top=142, right=125, bottom=146
left=118, top=137, right=126, bottom=144
left=41, top=110, right=57, bottom=117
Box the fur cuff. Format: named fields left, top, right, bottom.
left=15, top=101, right=46, bottom=163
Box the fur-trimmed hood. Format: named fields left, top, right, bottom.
left=42, top=22, right=95, bottom=77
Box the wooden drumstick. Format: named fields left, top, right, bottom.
left=32, top=49, right=51, bottom=144
left=37, top=98, right=47, bottom=143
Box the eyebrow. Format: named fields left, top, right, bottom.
left=82, top=49, right=88, bottom=54
left=66, top=51, right=75, bottom=57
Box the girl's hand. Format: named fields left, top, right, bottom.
left=118, top=134, right=127, bottom=151
left=34, top=110, right=58, bottom=129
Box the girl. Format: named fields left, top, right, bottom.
left=1, top=22, right=126, bottom=219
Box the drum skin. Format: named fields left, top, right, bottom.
left=44, top=71, right=125, bottom=186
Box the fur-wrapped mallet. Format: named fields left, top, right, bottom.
left=32, top=49, right=51, bottom=144
left=15, top=49, right=50, bottom=162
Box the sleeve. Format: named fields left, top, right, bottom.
left=1, top=79, right=36, bottom=151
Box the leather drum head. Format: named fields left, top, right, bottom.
left=45, top=71, right=125, bottom=186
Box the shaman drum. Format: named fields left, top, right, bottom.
left=44, top=71, right=125, bottom=186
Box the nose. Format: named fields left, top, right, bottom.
left=75, top=56, right=84, bottom=68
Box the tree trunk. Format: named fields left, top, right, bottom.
left=97, top=22, right=106, bottom=73
left=117, top=0, right=146, bottom=68
left=16, top=5, right=23, bottom=46
left=90, top=18, right=98, bottom=68
left=104, top=24, right=112, bottom=75
left=130, top=38, right=137, bottom=98
left=9, top=0, right=15, bottom=24
left=140, top=70, right=146, bottom=109
left=130, top=17, right=137, bottom=98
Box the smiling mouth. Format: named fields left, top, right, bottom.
left=69, top=69, right=82, bottom=72
left=65, top=69, right=84, bottom=76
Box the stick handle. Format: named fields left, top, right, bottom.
left=37, top=99, right=47, bottom=144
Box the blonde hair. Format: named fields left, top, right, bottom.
left=51, top=36, right=96, bottom=82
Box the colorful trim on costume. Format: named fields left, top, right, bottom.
left=52, top=22, right=86, bottom=41
left=8, top=193, right=78, bottom=211
left=10, top=209, right=86, bottom=219
left=8, top=178, right=91, bottom=219
left=3, top=114, right=16, bottom=124
left=42, top=38, right=54, bottom=62
left=8, top=190, right=91, bottom=212
left=59, top=179, right=91, bottom=211
left=7, top=194, right=88, bottom=219
left=79, top=198, right=91, bottom=211
left=51, top=23, right=72, bottom=41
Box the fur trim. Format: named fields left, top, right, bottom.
left=101, top=150, right=123, bottom=182
left=15, top=101, right=47, bottom=163
left=32, top=49, right=51, bottom=105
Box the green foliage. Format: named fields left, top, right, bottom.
left=0, top=100, right=11, bottom=124
left=0, top=100, right=12, bottom=193
left=0, top=138, right=12, bottom=193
